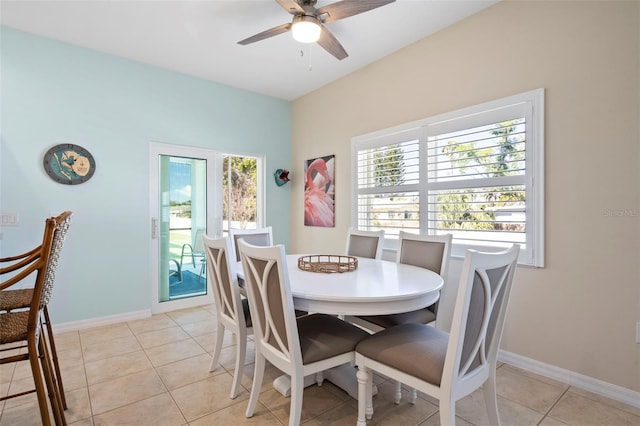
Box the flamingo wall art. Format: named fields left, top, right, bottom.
left=304, top=155, right=335, bottom=227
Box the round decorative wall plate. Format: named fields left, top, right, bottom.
left=43, top=144, right=96, bottom=185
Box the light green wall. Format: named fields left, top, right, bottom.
left=0, top=27, right=292, bottom=323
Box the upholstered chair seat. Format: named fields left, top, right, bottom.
left=297, top=313, right=370, bottom=364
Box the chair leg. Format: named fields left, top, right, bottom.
left=180, top=244, right=196, bottom=269
left=199, top=259, right=206, bottom=279
left=230, top=331, right=246, bottom=399
left=394, top=381, right=418, bottom=404
left=43, top=306, right=67, bottom=409
left=483, top=366, right=501, bottom=425
left=410, top=388, right=418, bottom=405
left=393, top=380, right=402, bottom=404
left=245, top=353, right=265, bottom=418
left=356, top=366, right=373, bottom=426
left=289, top=373, right=304, bottom=426
left=28, top=336, right=52, bottom=426
left=209, top=323, right=225, bottom=372
left=366, top=370, right=373, bottom=420
left=39, top=336, right=66, bottom=425
left=439, top=398, right=455, bottom=426
left=356, top=367, right=369, bottom=426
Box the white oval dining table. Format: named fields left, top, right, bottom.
left=237, top=254, right=444, bottom=399
left=283, top=254, right=444, bottom=315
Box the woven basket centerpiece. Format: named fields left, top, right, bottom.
left=297, top=255, right=358, bottom=274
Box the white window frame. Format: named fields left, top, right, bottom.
left=351, top=89, right=544, bottom=267
left=220, top=153, right=267, bottom=235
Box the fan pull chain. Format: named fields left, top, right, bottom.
left=300, top=46, right=313, bottom=71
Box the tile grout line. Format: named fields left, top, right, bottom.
left=536, top=385, right=571, bottom=426
left=132, top=316, right=191, bottom=425
left=76, top=329, right=95, bottom=425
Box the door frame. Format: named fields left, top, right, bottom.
left=149, top=142, right=222, bottom=314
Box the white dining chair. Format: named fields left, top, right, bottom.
left=347, top=231, right=452, bottom=403
left=202, top=234, right=252, bottom=399
left=238, top=239, right=370, bottom=426
left=346, top=228, right=385, bottom=259
left=355, top=245, right=520, bottom=426
left=351, top=231, right=452, bottom=333
left=229, top=226, right=273, bottom=262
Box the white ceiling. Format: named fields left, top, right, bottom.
left=0, top=0, right=499, bottom=101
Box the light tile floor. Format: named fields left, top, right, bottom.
left=1, top=304, right=639, bottom=425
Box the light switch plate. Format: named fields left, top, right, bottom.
left=0, top=213, right=18, bottom=226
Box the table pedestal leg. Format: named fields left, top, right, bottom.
left=272, top=364, right=378, bottom=399
left=323, top=364, right=377, bottom=399
left=273, top=374, right=317, bottom=397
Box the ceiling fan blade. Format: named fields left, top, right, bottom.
left=238, top=22, right=292, bottom=45
left=317, top=26, right=348, bottom=60
left=318, top=0, right=395, bottom=24
left=276, top=0, right=304, bottom=15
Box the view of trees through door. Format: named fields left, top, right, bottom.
left=167, top=155, right=260, bottom=290
left=223, top=155, right=259, bottom=233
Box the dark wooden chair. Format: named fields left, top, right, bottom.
left=0, top=211, right=72, bottom=425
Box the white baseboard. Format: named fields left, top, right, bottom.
left=499, top=349, right=640, bottom=409
left=53, top=309, right=151, bottom=334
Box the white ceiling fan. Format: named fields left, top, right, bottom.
left=238, top=0, right=396, bottom=60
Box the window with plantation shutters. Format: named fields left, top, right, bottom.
left=356, top=137, right=420, bottom=234
left=351, top=89, right=544, bottom=267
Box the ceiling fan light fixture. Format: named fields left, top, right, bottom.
left=291, top=15, right=321, bottom=43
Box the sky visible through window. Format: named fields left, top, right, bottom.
left=170, top=160, right=192, bottom=204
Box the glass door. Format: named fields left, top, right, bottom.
left=150, top=143, right=220, bottom=313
